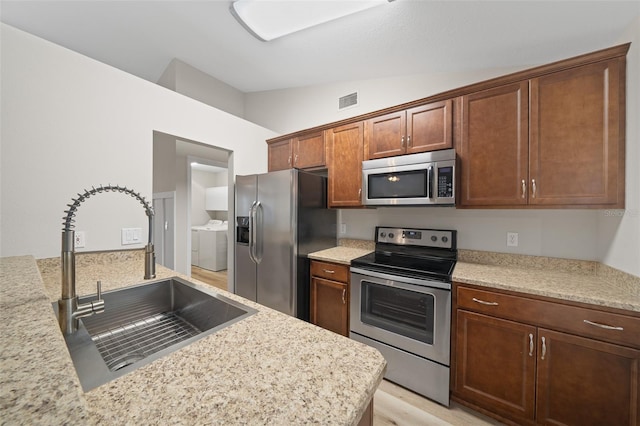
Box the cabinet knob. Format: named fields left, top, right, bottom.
left=342, top=288, right=346, bottom=304
left=322, top=269, right=335, bottom=274
left=541, top=336, right=546, bottom=360
left=528, top=333, right=534, bottom=357
left=288, top=155, right=292, bottom=166
left=406, top=135, right=411, bottom=147
left=401, top=136, right=405, bottom=148
left=521, top=179, right=526, bottom=199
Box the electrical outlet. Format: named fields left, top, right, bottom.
left=507, top=232, right=519, bottom=247
left=340, top=223, right=347, bottom=234
left=74, top=231, right=86, bottom=248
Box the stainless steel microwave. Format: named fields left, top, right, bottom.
left=362, top=149, right=456, bottom=206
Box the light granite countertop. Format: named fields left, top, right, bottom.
left=453, top=257, right=640, bottom=313
left=1, top=252, right=386, bottom=425
left=308, top=239, right=374, bottom=265
left=309, top=242, right=640, bottom=314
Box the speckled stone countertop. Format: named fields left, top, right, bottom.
left=308, top=239, right=374, bottom=265
left=308, top=241, right=640, bottom=314
left=454, top=250, right=640, bottom=313
left=1, top=251, right=386, bottom=425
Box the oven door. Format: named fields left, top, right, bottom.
left=350, top=268, right=451, bottom=366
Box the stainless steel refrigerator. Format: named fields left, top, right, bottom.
left=234, top=169, right=336, bottom=321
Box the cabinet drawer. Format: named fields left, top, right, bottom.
left=456, top=285, right=640, bottom=349
left=311, top=260, right=349, bottom=283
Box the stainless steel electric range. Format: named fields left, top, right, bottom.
left=350, top=226, right=457, bottom=406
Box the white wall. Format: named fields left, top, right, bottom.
left=597, top=16, right=640, bottom=277
left=244, top=66, right=524, bottom=134
left=158, top=58, right=245, bottom=119
left=340, top=208, right=599, bottom=261
left=0, top=24, right=277, bottom=262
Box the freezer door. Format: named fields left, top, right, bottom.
left=255, top=169, right=295, bottom=316
left=234, top=175, right=258, bottom=301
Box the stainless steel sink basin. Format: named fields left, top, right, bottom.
left=55, top=277, right=256, bottom=391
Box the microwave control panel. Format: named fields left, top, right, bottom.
left=437, top=166, right=454, bottom=198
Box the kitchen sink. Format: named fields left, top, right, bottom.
left=55, top=277, right=256, bottom=391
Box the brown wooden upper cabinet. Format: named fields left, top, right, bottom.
left=365, top=100, right=453, bottom=160
left=457, top=82, right=529, bottom=207
left=267, top=138, right=293, bottom=172
left=458, top=57, right=625, bottom=208
left=327, top=122, right=364, bottom=207
left=267, top=131, right=326, bottom=172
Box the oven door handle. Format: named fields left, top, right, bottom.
left=350, top=267, right=452, bottom=290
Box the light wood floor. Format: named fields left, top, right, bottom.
left=374, top=380, right=503, bottom=426
left=191, top=266, right=501, bottom=425
left=191, top=265, right=228, bottom=291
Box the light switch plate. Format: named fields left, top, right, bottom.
left=121, top=227, right=142, bottom=245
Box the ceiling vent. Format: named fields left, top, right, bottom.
left=338, top=92, right=358, bottom=110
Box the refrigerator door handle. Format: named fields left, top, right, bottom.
left=254, top=201, right=263, bottom=263
left=248, top=201, right=258, bottom=264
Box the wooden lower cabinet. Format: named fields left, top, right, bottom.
left=310, top=260, right=350, bottom=336
left=536, top=329, right=640, bottom=426
left=453, top=283, right=640, bottom=426
left=455, top=310, right=536, bottom=421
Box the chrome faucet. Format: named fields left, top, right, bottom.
left=58, top=184, right=156, bottom=335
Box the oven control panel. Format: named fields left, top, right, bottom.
left=376, top=227, right=456, bottom=249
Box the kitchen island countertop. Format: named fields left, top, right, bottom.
left=1, top=253, right=386, bottom=425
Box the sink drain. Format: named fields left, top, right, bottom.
left=110, top=353, right=146, bottom=371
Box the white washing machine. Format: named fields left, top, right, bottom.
left=191, top=220, right=228, bottom=271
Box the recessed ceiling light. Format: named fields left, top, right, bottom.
left=230, top=0, right=392, bottom=42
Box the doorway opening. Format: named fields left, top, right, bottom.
left=152, top=131, right=234, bottom=293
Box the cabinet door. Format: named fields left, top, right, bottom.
left=406, top=100, right=453, bottom=154
left=293, top=131, right=326, bottom=169
left=455, top=310, right=536, bottom=422
left=364, top=111, right=406, bottom=160
left=310, top=276, right=349, bottom=336
left=530, top=59, right=624, bottom=207
left=327, top=122, right=364, bottom=207
left=536, top=328, right=639, bottom=426
left=268, top=139, right=292, bottom=171
left=458, top=82, right=529, bottom=206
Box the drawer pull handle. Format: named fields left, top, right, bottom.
left=472, top=297, right=499, bottom=306
left=541, top=336, right=546, bottom=360
left=528, top=333, right=534, bottom=357
left=323, top=269, right=335, bottom=274
left=342, top=288, right=346, bottom=304
left=583, top=319, right=624, bottom=331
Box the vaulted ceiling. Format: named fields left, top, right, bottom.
left=1, top=1, right=638, bottom=93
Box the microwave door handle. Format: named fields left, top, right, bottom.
left=427, top=166, right=434, bottom=199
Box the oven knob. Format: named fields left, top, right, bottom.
left=442, top=236, right=448, bottom=243
left=431, top=235, right=437, bottom=242
left=380, top=232, right=386, bottom=238
left=388, top=233, right=394, bottom=238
